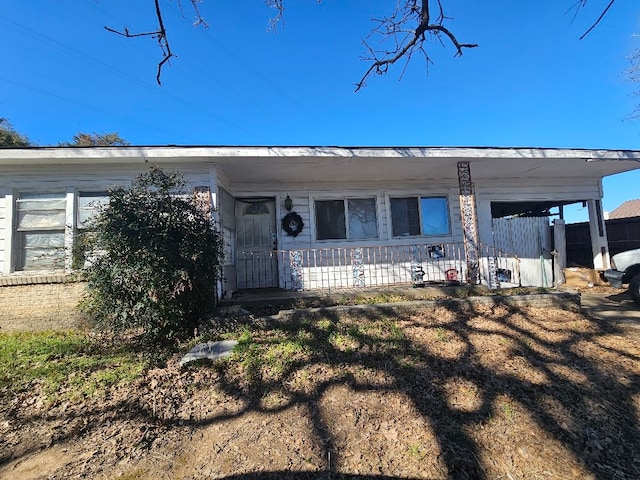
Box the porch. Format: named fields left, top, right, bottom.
left=233, top=241, right=521, bottom=293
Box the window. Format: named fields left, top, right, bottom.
left=75, top=192, right=110, bottom=269
left=15, top=192, right=67, bottom=271
left=77, top=191, right=109, bottom=228
left=315, top=198, right=378, bottom=241
left=243, top=202, right=270, bottom=215
left=390, top=196, right=450, bottom=237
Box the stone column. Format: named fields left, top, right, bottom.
left=457, top=162, right=480, bottom=284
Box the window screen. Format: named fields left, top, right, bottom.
left=390, top=197, right=420, bottom=236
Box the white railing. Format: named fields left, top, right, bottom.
left=236, top=242, right=520, bottom=292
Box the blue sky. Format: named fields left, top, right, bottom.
left=1, top=1, right=639, bottom=221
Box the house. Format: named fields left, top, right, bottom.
left=608, top=198, right=640, bottom=219
left=1, top=146, right=639, bottom=299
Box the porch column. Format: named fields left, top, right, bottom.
left=587, top=198, right=611, bottom=270
left=457, top=162, right=480, bottom=284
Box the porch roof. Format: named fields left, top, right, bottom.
left=1, top=145, right=639, bottom=185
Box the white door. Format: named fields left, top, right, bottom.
left=235, top=199, right=278, bottom=289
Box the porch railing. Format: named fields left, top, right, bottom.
left=236, top=242, right=520, bottom=292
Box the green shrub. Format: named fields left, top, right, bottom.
left=80, top=166, right=223, bottom=343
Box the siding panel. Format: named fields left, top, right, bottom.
left=0, top=165, right=214, bottom=277
left=0, top=194, right=5, bottom=273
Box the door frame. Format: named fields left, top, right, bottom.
left=234, top=197, right=279, bottom=289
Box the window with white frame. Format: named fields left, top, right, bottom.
left=390, top=196, right=450, bottom=237
left=75, top=191, right=109, bottom=269
left=77, top=191, right=109, bottom=229
left=315, top=198, right=378, bottom=241
left=15, top=192, right=67, bottom=271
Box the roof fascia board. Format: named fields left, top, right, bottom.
left=1, top=146, right=640, bottom=166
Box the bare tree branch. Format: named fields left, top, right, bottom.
left=626, top=48, right=640, bottom=120
left=568, top=1, right=617, bottom=39
left=579, top=0, right=616, bottom=39
left=266, top=0, right=285, bottom=30
left=355, top=0, right=477, bottom=91
left=152, top=0, right=173, bottom=85
left=103, top=1, right=617, bottom=90
left=104, top=0, right=175, bottom=85
left=187, top=0, right=208, bottom=28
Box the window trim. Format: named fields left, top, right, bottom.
left=387, top=193, right=452, bottom=239
left=13, top=190, right=69, bottom=272
left=9, top=187, right=114, bottom=274
left=312, top=195, right=381, bottom=244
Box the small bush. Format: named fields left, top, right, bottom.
left=80, top=166, right=223, bottom=343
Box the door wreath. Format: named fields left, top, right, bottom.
left=282, top=212, right=304, bottom=237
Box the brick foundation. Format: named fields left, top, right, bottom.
left=0, top=280, right=88, bottom=332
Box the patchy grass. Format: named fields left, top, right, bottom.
left=0, top=330, right=148, bottom=400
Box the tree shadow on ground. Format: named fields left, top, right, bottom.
left=604, top=291, right=636, bottom=304
left=2, top=300, right=639, bottom=479
left=188, top=301, right=640, bottom=479
left=223, top=307, right=640, bottom=478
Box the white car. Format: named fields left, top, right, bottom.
left=604, top=248, right=640, bottom=306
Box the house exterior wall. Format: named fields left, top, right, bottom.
left=0, top=192, right=6, bottom=274
left=226, top=181, right=465, bottom=291
left=0, top=147, right=627, bottom=294
left=0, top=164, right=216, bottom=277
left=0, top=280, right=86, bottom=332
left=222, top=175, right=608, bottom=291
left=249, top=183, right=465, bottom=252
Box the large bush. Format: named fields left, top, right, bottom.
left=81, top=167, right=223, bottom=342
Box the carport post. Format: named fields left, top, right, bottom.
left=553, top=218, right=567, bottom=286
left=587, top=198, right=611, bottom=270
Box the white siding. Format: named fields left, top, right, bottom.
left=0, top=164, right=215, bottom=277
left=0, top=193, right=5, bottom=274
left=0, top=164, right=212, bottom=194
left=245, top=186, right=465, bottom=290
left=273, top=185, right=462, bottom=251
left=1, top=158, right=606, bottom=290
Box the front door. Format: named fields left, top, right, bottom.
left=235, top=199, right=278, bottom=289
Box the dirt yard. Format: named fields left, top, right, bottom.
left=1, top=301, right=639, bottom=479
